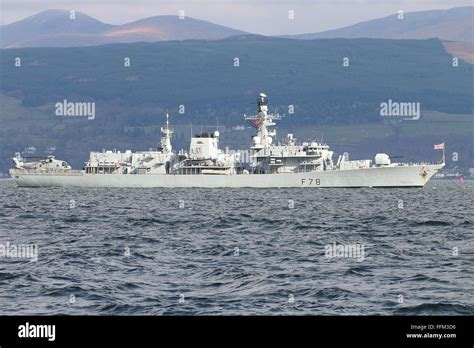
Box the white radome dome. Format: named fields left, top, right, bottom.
left=375, top=153, right=391, bottom=165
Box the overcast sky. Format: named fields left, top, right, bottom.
left=1, top=0, right=472, bottom=35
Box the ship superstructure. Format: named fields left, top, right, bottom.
left=84, top=113, right=174, bottom=175
left=245, top=93, right=335, bottom=174
left=173, top=131, right=237, bottom=175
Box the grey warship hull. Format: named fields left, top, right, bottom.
left=10, top=163, right=443, bottom=188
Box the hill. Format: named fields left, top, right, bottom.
left=288, top=6, right=473, bottom=42
left=0, top=10, right=246, bottom=48
left=101, top=16, right=246, bottom=43
left=1, top=36, right=471, bottom=120
left=0, top=10, right=115, bottom=48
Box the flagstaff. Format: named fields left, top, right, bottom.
left=434, top=142, right=445, bottom=164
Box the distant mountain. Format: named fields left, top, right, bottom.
left=3, top=7, right=472, bottom=48
left=287, top=6, right=473, bottom=42
left=102, top=16, right=246, bottom=42
left=0, top=10, right=247, bottom=48
left=0, top=10, right=115, bottom=48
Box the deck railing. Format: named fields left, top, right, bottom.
left=9, top=169, right=84, bottom=176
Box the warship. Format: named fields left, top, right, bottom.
left=9, top=93, right=444, bottom=188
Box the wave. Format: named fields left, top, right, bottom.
left=413, top=220, right=452, bottom=226
left=394, top=303, right=473, bottom=315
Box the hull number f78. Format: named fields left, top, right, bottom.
left=301, top=178, right=321, bottom=186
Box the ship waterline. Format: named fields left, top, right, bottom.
left=10, top=163, right=442, bottom=188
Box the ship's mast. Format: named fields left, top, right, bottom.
left=244, top=93, right=281, bottom=150
left=160, top=112, right=173, bottom=153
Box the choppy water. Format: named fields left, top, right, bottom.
left=0, top=179, right=472, bottom=315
